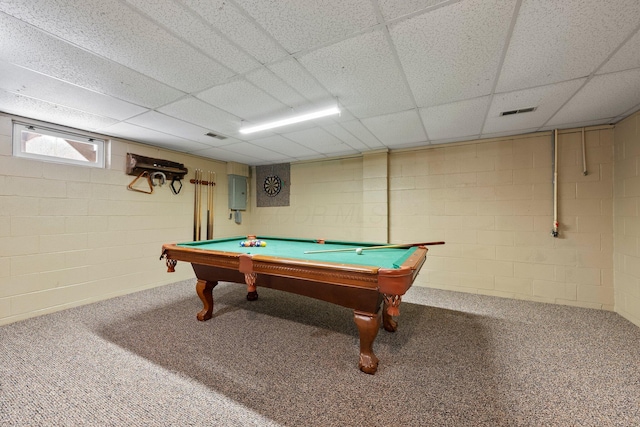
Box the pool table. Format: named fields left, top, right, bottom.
left=161, top=235, right=436, bottom=374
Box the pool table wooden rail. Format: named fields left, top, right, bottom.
left=160, top=241, right=429, bottom=374
left=162, top=243, right=425, bottom=291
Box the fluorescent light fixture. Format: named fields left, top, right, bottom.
left=239, top=106, right=340, bottom=134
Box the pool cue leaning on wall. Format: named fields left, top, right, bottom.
left=206, top=171, right=215, bottom=239
left=193, top=169, right=202, bottom=241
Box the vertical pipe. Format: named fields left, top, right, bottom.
left=581, top=127, right=588, bottom=176
left=552, top=130, right=559, bottom=237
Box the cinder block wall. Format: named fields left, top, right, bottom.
left=249, top=156, right=365, bottom=241
left=0, top=114, right=247, bottom=325
left=613, top=110, right=640, bottom=326
left=3, top=110, right=637, bottom=327
left=250, top=126, right=617, bottom=313
left=390, top=128, right=614, bottom=310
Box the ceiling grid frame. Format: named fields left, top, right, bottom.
left=0, top=0, right=637, bottom=165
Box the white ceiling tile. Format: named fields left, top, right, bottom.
left=429, top=136, right=479, bottom=145
left=420, top=96, right=491, bottom=140
left=547, top=68, right=640, bottom=126
left=299, top=29, right=414, bottom=118
left=0, top=89, right=118, bottom=131
left=157, top=97, right=241, bottom=136
left=599, top=30, right=640, bottom=74
left=250, top=135, right=322, bottom=158
left=377, top=0, right=452, bottom=20
left=125, top=0, right=260, bottom=74
left=613, top=109, right=640, bottom=124
left=98, top=122, right=210, bottom=152
left=0, top=0, right=233, bottom=93
left=331, top=106, right=357, bottom=123
left=322, top=123, right=371, bottom=151
left=0, top=61, right=147, bottom=121
left=391, top=0, right=516, bottom=107
left=283, top=127, right=343, bottom=147
left=497, top=0, right=640, bottom=92
left=215, top=142, right=291, bottom=163
left=239, top=121, right=318, bottom=140
left=340, top=120, right=385, bottom=149
left=0, top=13, right=183, bottom=108
left=244, top=68, right=308, bottom=107
left=268, top=58, right=332, bottom=103
left=484, top=79, right=585, bottom=134
left=230, top=117, right=333, bottom=141
left=191, top=146, right=265, bottom=165
left=252, top=111, right=346, bottom=136
left=125, top=111, right=233, bottom=147
left=283, top=127, right=357, bottom=156
left=361, top=110, right=427, bottom=147
left=1, top=0, right=638, bottom=165
left=181, top=0, right=288, bottom=64
left=197, top=80, right=287, bottom=121
left=321, top=147, right=361, bottom=157
left=539, top=118, right=612, bottom=133
left=481, top=128, right=540, bottom=140
left=235, top=0, right=377, bottom=53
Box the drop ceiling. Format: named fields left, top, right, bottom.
left=1, top=0, right=639, bottom=166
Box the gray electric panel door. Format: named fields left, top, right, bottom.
left=228, top=174, right=247, bottom=210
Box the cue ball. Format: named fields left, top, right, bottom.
left=355, top=248, right=363, bottom=255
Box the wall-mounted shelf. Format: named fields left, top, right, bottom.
left=126, top=153, right=188, bottom=182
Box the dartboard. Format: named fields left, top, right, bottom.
left=263, top=175, right=282, bottom=197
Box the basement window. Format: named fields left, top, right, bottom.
left=12, top=122, right=105, bottom=168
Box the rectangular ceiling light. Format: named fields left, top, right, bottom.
left=239, top=106, right=341, bottom=134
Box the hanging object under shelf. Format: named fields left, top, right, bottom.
left=126, top=153, right=188, bottom=191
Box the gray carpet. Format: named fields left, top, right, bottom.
left=1, top=279, right=639, bottom=426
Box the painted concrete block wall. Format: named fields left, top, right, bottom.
left=389, top=128, right=614, bottom=310
left=0, top=114, right=244, bottom=325
left=2, top=109, right=630, bottom=324
left=249, top=157, right=364, bottom=241
left=247, top=126, right=615, bottom=311
left=362, top=151, right=389, bottom=243
left=613, top=110, right=640, bottom=327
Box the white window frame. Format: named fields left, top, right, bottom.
left=12, top=122, right=106, bottom=168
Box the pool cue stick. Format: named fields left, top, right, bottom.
left=198, top=169, right=203, bottom=240
left=303, top=241, right=445, bottom=254
left=206, top=171, right=214, bottom=239
left=194, top=169, right=203, bottom=241
left=205, top=171, right=210, bottom=239
left=193, top=169, right=198, bottom=240
left=211, top=172, right=216, bottom=237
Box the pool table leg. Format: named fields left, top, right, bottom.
left=382, top=294, right=401, bottom=332
left=244, top=272, right=258, bottom=301
left=353, top=311, right=381, bottom=374
left=196, top=279, right=218, bottom=321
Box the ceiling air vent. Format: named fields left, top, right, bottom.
left=205, top=132, right=227, bottom=140
left=500, top=107, right=537, bottom=116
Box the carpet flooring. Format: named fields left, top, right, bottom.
left=1, top=279, right=639, bottom=426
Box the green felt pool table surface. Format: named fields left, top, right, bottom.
left=161, top=235, right=438, bottom=374
left=176, top=236, right=418, bottom=269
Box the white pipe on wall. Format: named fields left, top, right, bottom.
left=552, top=129, right=559, bottom=238
left=582, top=127, right=588, bottom=176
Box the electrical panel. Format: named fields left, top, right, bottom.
left=228, top=174, right=247, bottom=210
